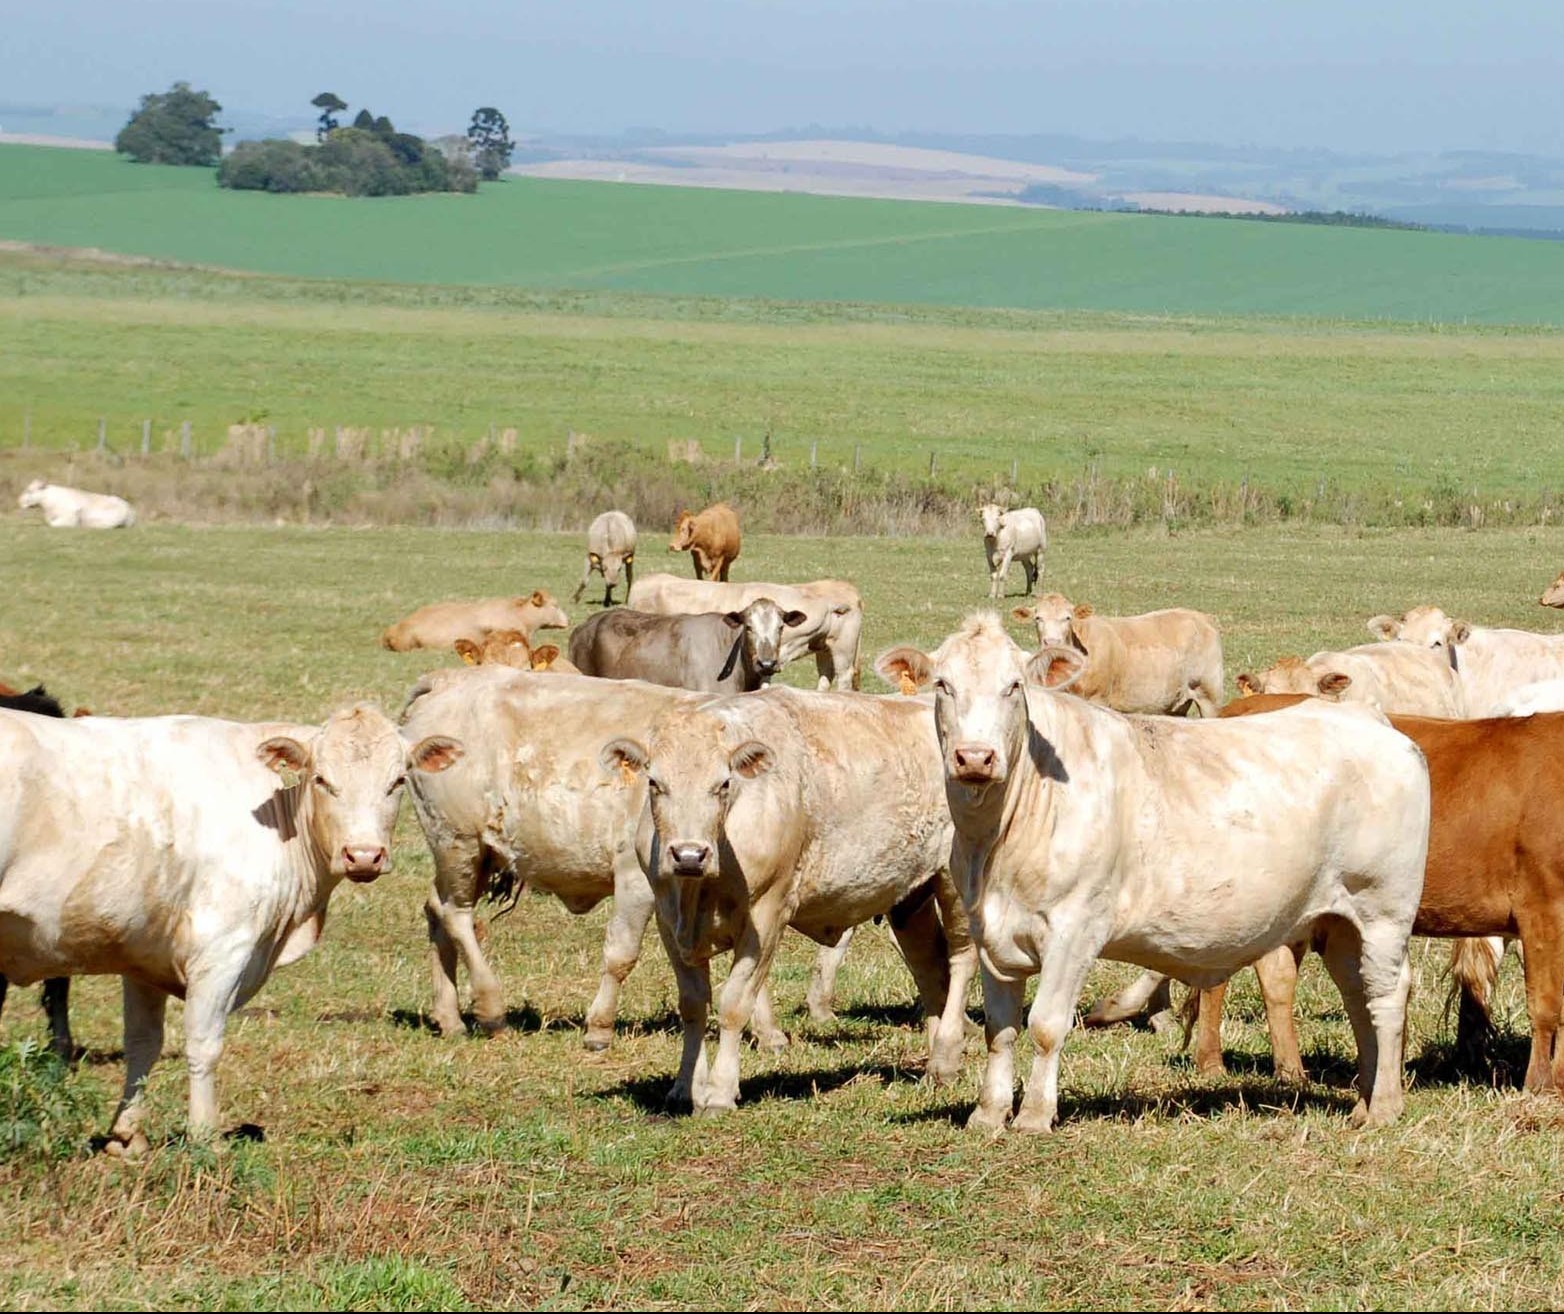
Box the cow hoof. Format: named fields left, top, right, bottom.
left=965, top=1104, right=1009, bottom=1135
left=475, top=1016, right=507, bottom=1037
left=694, top=1100, right=736, bottom=1117
left=1010, top=1108, right=1055, bottom=1135
left=754, top=1032, right=789, bottom=1054
left=1195, top=1059, right=1228, bottom=1079
left=806, top=1006, right=838, bottom=1027
left=431, top=1013, right=467, bottom=1038
left=1275, top=1064, right=1306, bottom=1085
left=1147, top=1009, right=1178, bottom=1037
left=581, top=1031, right=613, bottom=1053
left=103, top=1131, right=150, bottom=1161
left=663, top=1091, right=695, bottom=1117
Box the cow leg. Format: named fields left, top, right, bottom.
left=182, top=970, right=244, bottom=1141
left=1011, top=939, right=1100, bottom=1134
left=1254, top=942, right=1308, bottom=1083
left=886, top=887, right=954, bottom=1069
left=424, top=893, right=466, bottom=1037
left=572, top=555, right=594, bottom=604
left=805, top=927, right=853, bottom=1024
left=1022, top=552, right=1039, bottom=596
left=691, top=551, right=707, bottom=580
left=583, top=855, right=656, bottom=1051
left=655, top=918, right=712, bottom=1115
left=106, top=977, right=167, bottom=1158
left=703, top=902, right=787, bottom=1113
left=1194, top=982, right=1228, bottom=1076
left=748, top=982, right=789, bottom=1053
left=0, top=974, right=7, bottom=1021
left=992, top=546, right=1016, bottom=599
left=1318, top=918, right=1410, bottom=1128
left=439, top=900, right=505, bottom=1034
left=929, top=875, right=979, bottom=1084
left=969, top=965, right=1025, bottom=1132
left=717, top=558, right=731, bottom=582
left=1515, top=914, right=1564, bottom=1093
left=1082, top=969, right=1174, bottom=1031
left=42, top=977, right=74, bottom=1062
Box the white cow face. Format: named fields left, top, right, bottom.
left=1012, top=593, right=1082, bottom=650
left=979, top=503, right=1004, bottom=538
left=877, top=615, right=1085, bottom=795
left=603, top=713, right=773, bottom=882
left=725, top=598, right=808, bottom=681
left=1367, top=605, right=1470, bottom=652
left=18, top=479, right=47, bottom=510
left=258, top=705, right=462, bottom=881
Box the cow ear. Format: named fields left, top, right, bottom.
left=1026, top=645, right=1086, bottom=691
left=1451, top=620, right=1472, bottom=643
left=530, top=590, right=546, bottom=607
left=73, top=707, right=92, bottom=717
left=454, top=639, right=481, bottom=665
left=1073, top=603, right=1094, bottom=619
left=1317, top=671, right=1352, bottom=698
left=409, top=735, right=463, bottom=774
left=875, top=646, right=933, bottom=692
left=722, top=610, right=746, bottom=628
left=258, top=735, right=311, bottom=778
left=624, top=552, right=634, bottom=564
left=782, top=609, right=808, bottom=628
left=729, top=740, right=773, bottom=779
left=601, top=737, right=649, bottom=780
left=1365, top=614, right=1398, bottom=641
left=1011, top=606, right=1034, bottom=623
left=530, top=644, right=560, bottom=669
left=1236, top=673, right=1260, bottom=696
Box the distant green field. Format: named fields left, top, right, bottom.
left=5, top=144, right=1564, bottom=323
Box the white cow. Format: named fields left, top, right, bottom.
left=18, top=479, right=135, bottom=528
left=603, top=686, right=976, bottom=1114
left=0, top=704, right=461, bottom=1153
left=627, top=573, right=863, bottom=690
left=575, top=510, right=638, bottom=606
left=878, top=614, right=1429, bottom=1134
left=980, top=504, right=1047, bottom=600
left=1494, top=679, right=1564, bottom=716
left=1368, top=605, right=1564, bottom=716
left=1236, top=641, right=1466, bottom=717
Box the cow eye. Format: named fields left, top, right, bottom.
left=647, top=777, right=664, bottom=797
left=387, top=774, right=407, bottom=796
left=1006, top=680, right=1023, bottom=697
left=714, top=778, right=731, bottom=798
left=313, top=774, right=339, bottom=796
left=933, top=678, right=953, bottom=697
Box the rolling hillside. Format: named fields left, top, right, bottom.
left=5, top=145, right=1564, bottom=323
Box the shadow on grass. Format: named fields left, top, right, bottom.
left=385, top=1005, right=689, bottom=1041
left=1409, top=1031, right=1531, bottom=1091
left=86, top=1122, right=266, bottom=1154
left=599, top=1059, right=920, bottom=1116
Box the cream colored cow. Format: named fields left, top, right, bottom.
left=18, top=479, right=135, bottom=528
left=980, top=504, right=1047, bottom=599
left=1367, top=605, right=1564, bottom=716
left=381, top=591, right=569, bottom=652
left=1237, top=641, right=1465, bottom=717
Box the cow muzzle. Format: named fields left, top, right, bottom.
left=667, top=842, right=712, bottom=878
left=341, top=845, right=390, bottom=882
left=950, top=744, right=1001, bottom=784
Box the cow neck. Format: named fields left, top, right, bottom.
left=1446, top=644, right=1460, bottom=672
left=277, top=780, right=335, bottom=923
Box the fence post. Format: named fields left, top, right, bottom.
left=22, top=413, right=29, bottom=449
left=181, top=420, right=192, bottom=459
left=141, top=419, right=151, bottom=455
left=854, top=443, right=861, bottom=473
left=267, top=425, right=277, bottom=463
left=1011, top=457, right=1019, bottom=484
left=734, top=435, right=742, bottom=465
left=97, top=416, right=106, bottom=452
left=810, top=440, right=818, bottom=468
left=928, top=450, right=937, bottom=478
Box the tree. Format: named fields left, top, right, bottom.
left=467, top=107, right=514, bottom=181
left=310, top=92, right=347, bottom=142
left=352, top=108, right=375, bottom=132
left=114, top=82, right=224, bottom=166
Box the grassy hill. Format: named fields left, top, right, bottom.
left=6, top=144, right=1564, bottom=323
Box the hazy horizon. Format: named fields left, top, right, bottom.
left=7, top=1, right=1564, bottom=158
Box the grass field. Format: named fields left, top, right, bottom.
left=6, top=144, right=1564, bottom=323
left=5, top=517, right=1564, bottom=1309
left=5, top=251, right=1564, bottom=506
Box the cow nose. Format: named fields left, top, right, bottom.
left=668, top=842, right=711, bottom=876
left=756, top=657, right=778, bottom=673
left=951, top=745, right=999, bottom=781
left=342, top=845, right=389, bottom=879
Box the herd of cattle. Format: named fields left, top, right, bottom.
left=9, top=487, right=1564, bottom=1156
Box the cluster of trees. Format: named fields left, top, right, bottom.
left=116, top=84, right=515, bottom=198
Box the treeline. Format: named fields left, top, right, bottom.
left=219, top=112, right=477, bottom=196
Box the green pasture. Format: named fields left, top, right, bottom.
left=4, top=251, right=1564, bottom=499
left=3, top=517, right=1564, bottom=1309
left=4, top=144, right=1564, bottom=323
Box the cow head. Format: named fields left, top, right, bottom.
left=1012, top=593, right=1084, bottom=650
left=877, top=614, right=1085, bottom=795
left=257, top=704, right=463, bottom=882
left=979, top=503, right=1004, bottom=538
left=602, top=711, right=773, bottom=882
left=454, top=629, right=533, bottom=669
left=593, top=549, right=633, bottom=587
left=1366, top=605, right=1470, bottom=651
left=723, top=597, right=808, bottom=682
left=669, top=511, right=695, bottom=552
left=1541, top=572, right=1564, bottom=608
left=518, top=590, right=569, bottom=632
left=1235, top=659, right=1352, bottom=701
left=17, top=479, right=47, bottom=510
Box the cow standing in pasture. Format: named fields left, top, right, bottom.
left=669, top=502, right=741, bottom=581
left=402, top=667, right=844, bottom=1049
left=980, top=504, right=1046, bottom=599
left=878, top=614, right=1429, bottom=1133
left=0, top=704, right=461, bottom=1153
left=603, top=686, right=976, bottom=1114
left=628, top=573, right=864, bottom=690
left=1013, top=594, right=1223, bottom=717
left=568, top=599, right=807, bottom=694
left=381, top=591, right=569, bottom=652
left=1368, top=605, right=1564, bottom=716
left=1236, top=641, right=1466, bottom=717
left=575, top=510, right=638, bottom=606
left=17, top=479, right=135, bottom=528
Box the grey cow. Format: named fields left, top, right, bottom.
left=574, top=510, right=638, bottom=606
left=569, top=599, right=807, bottom=694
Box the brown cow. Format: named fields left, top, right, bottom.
left=1542, top=571, right=1564, bottom=608
left=1192, top=694, right=1564, bottom=1094
left=669, top=502, right=741, bottom=581
left=452, top=630, right=578, bottom=673
left=381, top=591, right=568, bottom=652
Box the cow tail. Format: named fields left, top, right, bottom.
left=1448, top=936, right=1501, bottom=1075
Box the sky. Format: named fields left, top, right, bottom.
left=5, top=0, right=1564, bottom=157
